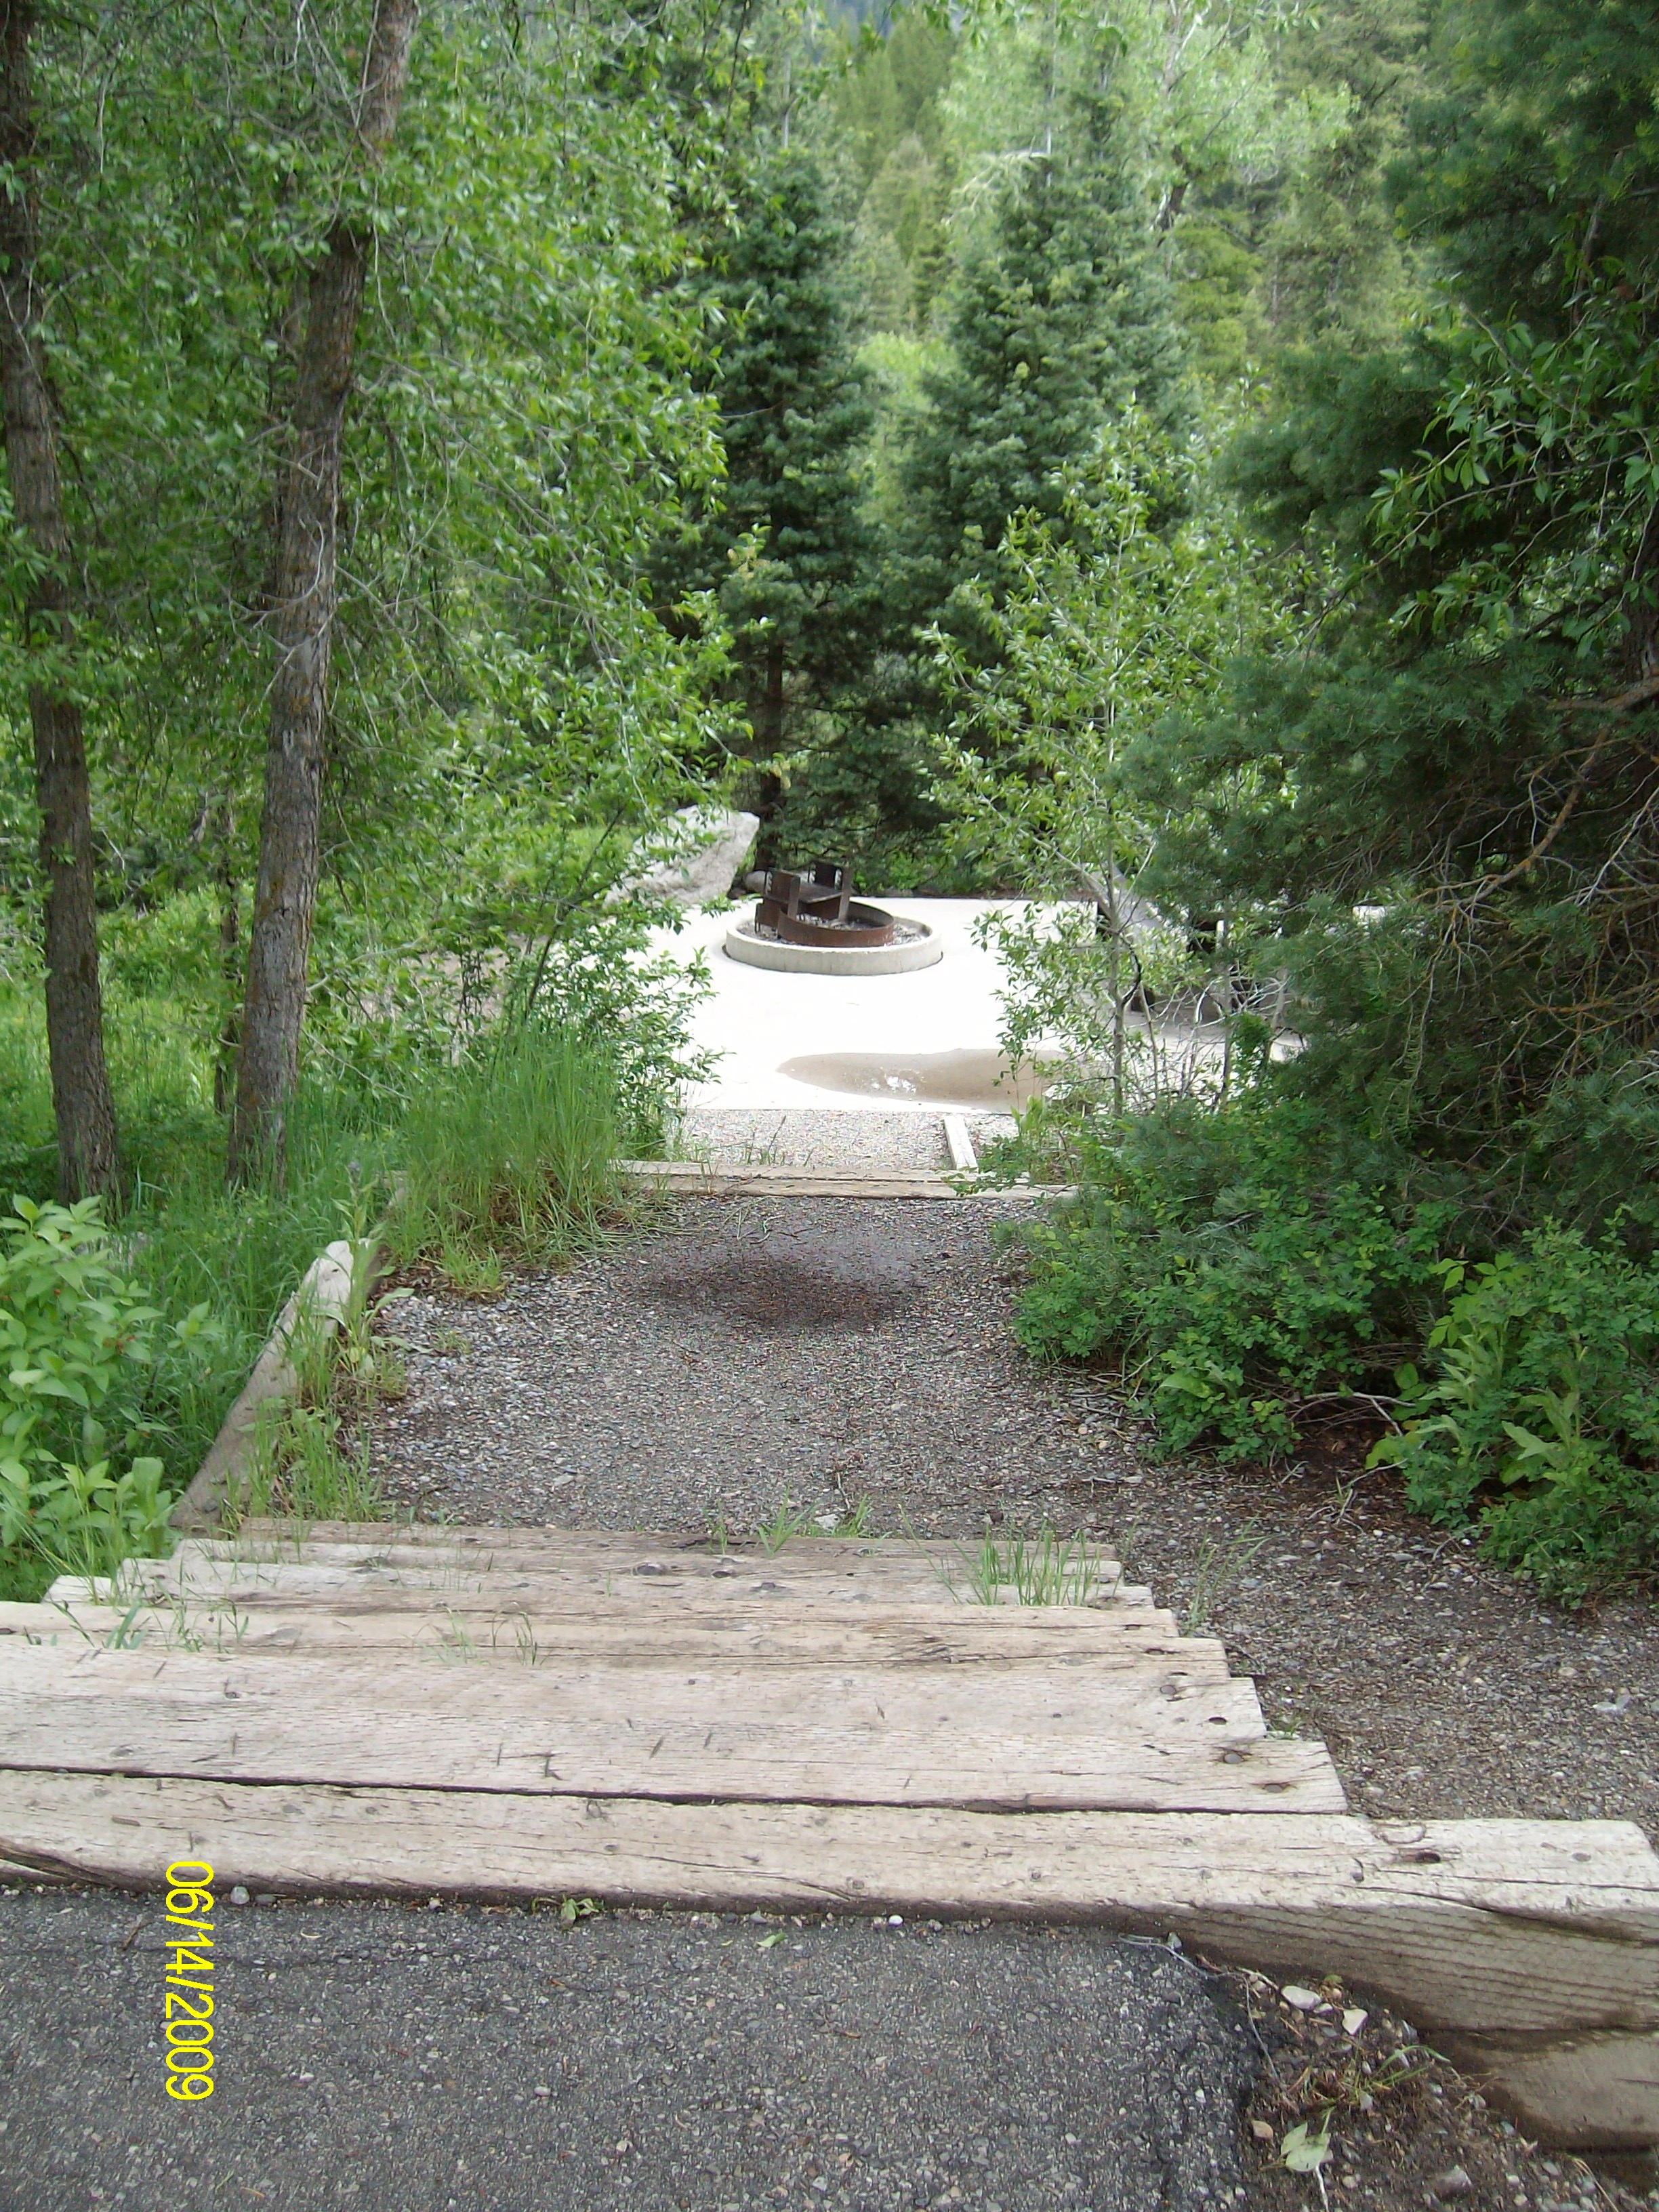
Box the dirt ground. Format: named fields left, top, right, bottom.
left=1233, top=1969, right=1654, bottom=2212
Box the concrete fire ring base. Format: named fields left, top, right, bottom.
left=722, top=920, right=943, bottom=978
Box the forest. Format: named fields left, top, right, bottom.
left=2, top=0, right=1658, bottom=1600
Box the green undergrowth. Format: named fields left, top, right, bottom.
left=386, top=1031, right=624, bottom=1294
left=0, top=1198, right=199, bottom=1599
left=1012, top=1098, right=1451, bottom=1460
left=232, top=1400, right=386, bottom=1530
left=1, top=1025, right=631, bottom=1597
left=1375, top=1228, right=1659, bottom=1596
left=225, top=1242, right=409, bottom=1532
left=1012, top=1094, right=1659, bottom=1599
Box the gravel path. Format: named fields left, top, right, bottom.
left=372, top=1195, right=1659, bottom=1835
left=0, top=1887, right=1254, bottom=2212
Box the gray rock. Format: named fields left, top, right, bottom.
left=615, top=805, right=760, bottom=909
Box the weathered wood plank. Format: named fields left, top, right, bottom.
left=3, top=1769, right=1654, bottom=2143
left=0, top=1642, right=1341, bottom=1811
left=185, top=1530, right=1126, bottom=1593
left=232, top=1522, right=989, bottom=1561
left=1449, top=2030, right=1659, bottom=2153
left=0, top=1598, right=1222, bottom=1673
left=46, top=1563, right=1162, bottom=1622
left=617, top=1162, right=1068, bottom=1202
left=619, top=1162, right=964, bottom=1199
left=62, top=1555, right=1155, bottom=1616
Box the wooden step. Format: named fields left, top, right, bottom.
left=48, top=1563, right=1157, bottom=1618
left=0, top=1640, right=1338, bottom=1813
left=236, top=1519, right=999, bottom=1559
left=10, top=1515, right=1655, bottom=2148
left=203, top=1525, right=1131, bottom=1595
left=0, top=1598, right=1208, bottom=1668
left=619, top=1160, right=965, bottom=1199
left=55, top=1540, right=1152, bottom=1616
left=5, top=1769, right=1656, bottom=2148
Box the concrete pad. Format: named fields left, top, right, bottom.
left=663, top=899, right=1051, bottom=1113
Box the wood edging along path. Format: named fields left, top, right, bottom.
left=112, top=1162, right=1659, bottom=2151
left=169, top=1233, right=371, bottom=1536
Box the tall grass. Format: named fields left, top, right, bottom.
left=388, top=1030, right=621, bottom=1294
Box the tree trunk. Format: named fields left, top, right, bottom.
left=213, top=794, right=240, bottom=1116
left=0, top=1, right=121, bottom=1205
left=754, top=641, right=786, bottom=755
left=228, top=0, right=419, bottom=1181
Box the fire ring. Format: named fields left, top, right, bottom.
left=724, top=862, right=941, bottom=977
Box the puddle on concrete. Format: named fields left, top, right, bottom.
left=777, top=1048, right=1054, bottom=1109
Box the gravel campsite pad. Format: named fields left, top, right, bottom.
left=371, top=1194, right=1659, bottom=1836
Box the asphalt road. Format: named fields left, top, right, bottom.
left=3, top=1887, right=1256, bottom=2212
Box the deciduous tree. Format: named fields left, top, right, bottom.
left=229, top=0, right=419, bottom=1181
left=0, top=0, right=120, bottom=1202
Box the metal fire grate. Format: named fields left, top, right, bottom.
left=754, top=863, right=897, bottom=949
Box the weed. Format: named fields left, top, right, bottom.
left=430, top=1617, right=480, bottom=1665
left=756, top=1495, right=874, bottom=1552
left=957, top=1520, right=1109, bottom=1605
left=388, top=1030, right=622, bottom=1289
left=1182, top=1525, right=1264, bottom=1632
left=755, top=1497, right=821, bottom=1554
left=233, top=1401, right=384, bottom=1526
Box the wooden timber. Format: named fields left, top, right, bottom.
left=0, top=1641, right=1336, bottom=1813
left=50, top=1542, right=1153, bottom=1616
left=0, top=1599, right=1214, bottom=1670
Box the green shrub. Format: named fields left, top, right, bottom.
left=1012, top=1100, right=1450, bottom=1460
left=0, top=1197, right=216, bottom=1598
left=388, top=1029, right=622, bottom=1290
left=1375, top=1228, right=1659, bottom=1596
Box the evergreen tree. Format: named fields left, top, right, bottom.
left=1139, top=0, right=1659, bottom=1206
left=1255, top=0, right=1432, bottom=349
left=655, top=149, right=884, bottom=764
left=832, top=7, right=956, bottom=333
left=899, top=90, right=1189, bottom=628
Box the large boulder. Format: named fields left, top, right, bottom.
left=614, top=806, right=760, bottom=910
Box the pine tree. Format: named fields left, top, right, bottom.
left=899, top=93, right=1188, bottom=628
left=1141, top=0, right=1659, bottom=1197
left=1255, top=0, right=1432, bottom=350
left=654, top=148, right=883, bottom=762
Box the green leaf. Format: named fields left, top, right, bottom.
left=1279, top=2117, right=1332, bottom=2174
